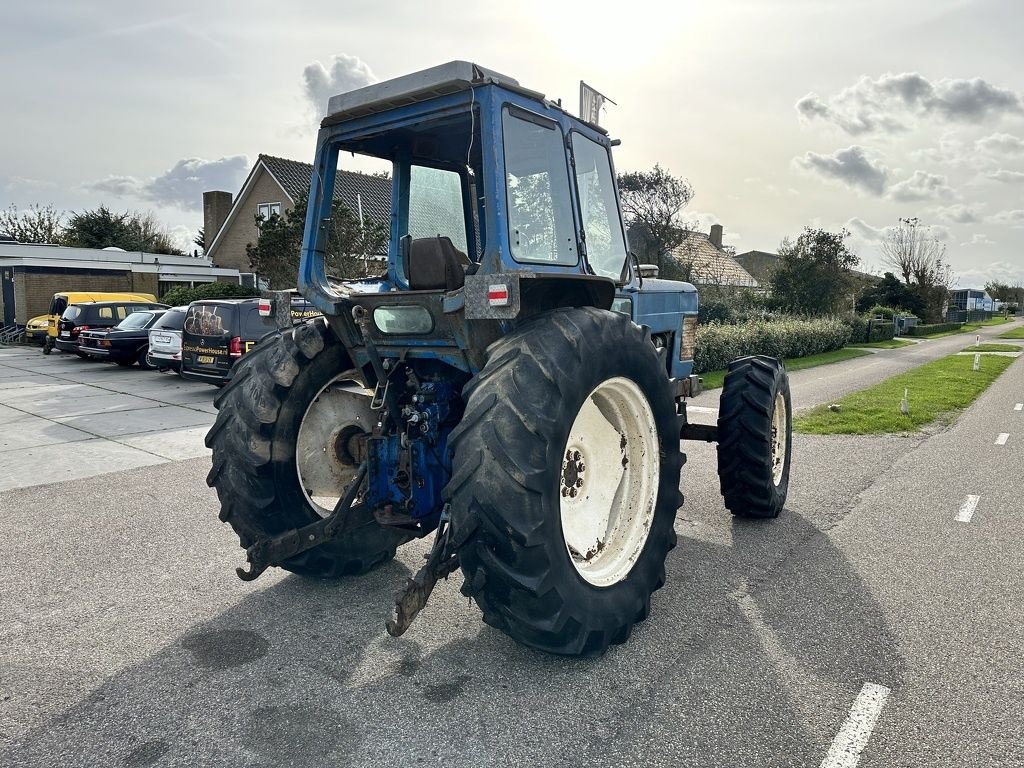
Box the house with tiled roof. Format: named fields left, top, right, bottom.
left=202, top=154, right=391, bottom=275
left=669, top=226, right=758, bottom=287
left=629, top=222, right=758, bottom=288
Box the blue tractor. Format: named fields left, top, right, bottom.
left=206, top=62, right=792, bottom=656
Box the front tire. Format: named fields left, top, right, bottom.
left=205, top=319, right=408, bottom=578
left=446, top=308, right=683, bottom=656
left=717, top=355, right=792, bottom=518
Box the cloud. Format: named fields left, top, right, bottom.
left=989, top=209, right=1024, bottom=227
left=960, top=233, right=996, bottom=247
left=795, top=91, right=906, bottom=136
left=85, top=156, right=250, bottom=211
left=976, top=133, right=1024, bottom=156
left=987, top=169, right=1024, bottom=183
left=303, top=54, right=376, bottom=120
left=888, top=171, right=956, bottom=202
left=957, top=261, right=1024, bottom=287
left=796, top=73, right=1023, bottom=135
left=845, top=217, right=894, bottom=242
left=795, top=146, right=889, bottom=195
left=934, top=204, right=981, bottom=224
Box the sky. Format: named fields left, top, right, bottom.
left=2, top=0, right=1023, bottom=288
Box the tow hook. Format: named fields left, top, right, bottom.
left=386, top=511, right=458, bottom=636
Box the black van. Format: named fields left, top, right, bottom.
left=179, top=299, right=281, bottom=386
left=55, top=301, right=168, bottom=354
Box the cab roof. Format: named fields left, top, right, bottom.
left=322, top=61, right=545, bottom=126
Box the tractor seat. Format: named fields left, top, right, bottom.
left=407, top=236, right=471, bottom=291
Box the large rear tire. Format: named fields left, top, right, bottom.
left=717, top=355, right=792, bottom=519
left=446, top=307, right=683, bottom=656
left=205, top=319, right=408, bottom=578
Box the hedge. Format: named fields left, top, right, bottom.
left=867, top=320, right=896, bottom=342
left=694, top=317, right=850, bottom=374
left=904, top=322, right=962, bottom=337
left=160, top=282, right=260, bottom=306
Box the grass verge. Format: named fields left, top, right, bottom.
left=848, top=339, right=914, bottom=349
left=700, top=347, right=871, bottom=390
left=997, top=325, right=1024, bottom=339
left=794, top=353, right=1015, bottom=434
left=961, top=343, right=1022, bottom=352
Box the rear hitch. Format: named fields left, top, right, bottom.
left=236, top=462, right=368, bottom=581
left=386, top=511, right=458, bottom=637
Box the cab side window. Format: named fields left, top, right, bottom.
left=502, top=107, right=577, bottom=265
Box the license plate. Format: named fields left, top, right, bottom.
left=152, top=334, right=171, bottom=344
left=198, top=355, right=215, bottom=364
left=60, top=332, right=70, bottom=338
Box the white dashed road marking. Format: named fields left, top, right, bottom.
left=957, top=495, right=981, bottom=523
left=819, top=682, right=891, bottom=768
left=995, top=433, right=1010, bottom=445
left=1015, top=403, right=1023, bottom=411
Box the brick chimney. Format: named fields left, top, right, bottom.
left=709, top=224, right=724, bottom=249
left=203, top=191, right=233, bottom=252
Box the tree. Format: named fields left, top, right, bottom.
left=857, top=272, right=926, bottom=317
left=617, top=164, right=695, bottom=279
left=879, top=217, right=955, bottom=322
left=0, top=204, right=65, bottom=244
left=769, top=227, right=859, bottom=315
left=194, top=228, right=205, bottom=253
left=62, top=206, right=184, bottom=255
left=985, top=280, right=1024, bottom=307
left=246, top=196, right=388, bottom=289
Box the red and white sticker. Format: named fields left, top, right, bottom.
left=257, top=298, right=272, bottom=317
left=488, top=284, right=510, bottom=307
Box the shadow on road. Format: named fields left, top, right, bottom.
left=2, top=508, right=906, bottom=768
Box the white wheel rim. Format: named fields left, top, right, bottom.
left=771, top=391, right=788, bottom=486
left=559, top=377, right=660, bottom=587
left=295, top=372, right=376, bottom=517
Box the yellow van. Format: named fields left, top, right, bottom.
left=41, top=291, right=157, bottom=353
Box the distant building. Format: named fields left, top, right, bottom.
left=0, top=244, right=239, bottom=326
left=734, top=249, right=778, bottom=286
left=668, top=225, right=758, bottom=287
left=203, top=154, right=391, bottom=278
left=627, top=223, right=757, bottom=287
left=949, top=288, right=993, bottom=312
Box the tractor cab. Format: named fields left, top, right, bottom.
left=298, top=61, right=697, bottom=380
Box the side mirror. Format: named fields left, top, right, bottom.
left=638, top=264, right=660, bottom=278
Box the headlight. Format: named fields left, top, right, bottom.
left=679, top=316, right=697, bottom=361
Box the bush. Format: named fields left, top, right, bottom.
left=867, top=320, right=896, bottom=342
left=866, top=305, right=902, bottom=320
left=160, top=282, right=259, bottom=306
left=905, top=322, right=962, bottom=337
left=842, top=315, right=868, bottom=343
left=694, top=316, right=850, bottom=374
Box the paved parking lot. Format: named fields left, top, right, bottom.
left=0, top=347, right=214, bottom=491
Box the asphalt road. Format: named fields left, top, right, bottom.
left=1, top=322, right=1022, bottom=767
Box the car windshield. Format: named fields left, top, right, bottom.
left=151, top=309, right=186, bottom=331
left=116, top=312, right=154, bottom=330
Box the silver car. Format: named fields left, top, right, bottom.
left=147, top=305, right=188, bottom=371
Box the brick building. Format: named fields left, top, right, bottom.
left=0, top=244, right=239, bottom=326
left=202, top=154, right=391, bottom=277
